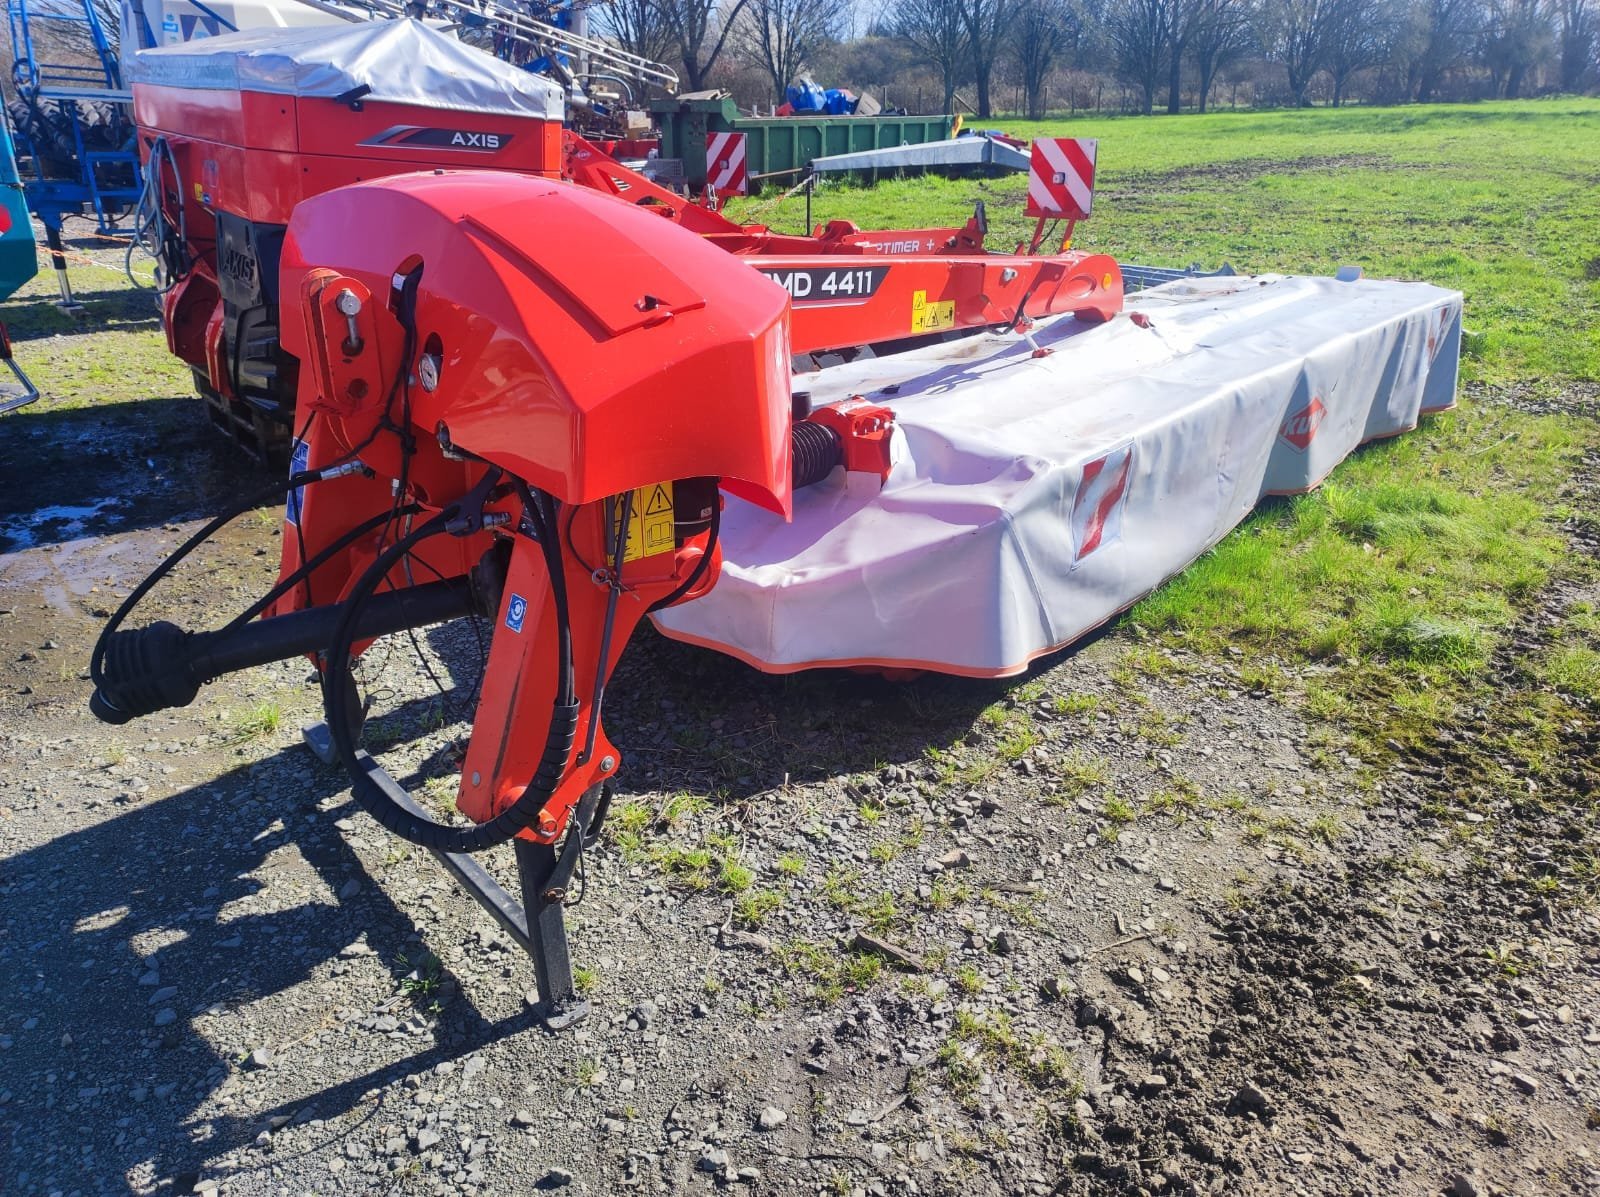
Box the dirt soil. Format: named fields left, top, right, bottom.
left=2, top=254, right=1600, bottom=1197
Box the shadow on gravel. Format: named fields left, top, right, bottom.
left=0, top=754, right=535, bottom=1196
left=0, top=395, right=266, bottom=552
left=602, top=623, right=1102, bottom=803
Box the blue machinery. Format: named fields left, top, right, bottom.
left=0, top=112, right=38, bottom=412
left=4, top=0, right=147, bottom=312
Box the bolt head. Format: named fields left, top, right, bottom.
left=599, top=755, right=616, bottom=774
left=334, top=288, right=362, bottom=317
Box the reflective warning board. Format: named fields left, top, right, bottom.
left=1025, top=137, right=1097, bottom=220
left=614, top=482, right=676, bottom=562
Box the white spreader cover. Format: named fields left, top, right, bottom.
left=654, top=273, right=1463, bottom=677
left=130, top=18, right=565, bottom=120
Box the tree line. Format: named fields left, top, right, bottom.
left=592, top=0, right=1599, bottom=116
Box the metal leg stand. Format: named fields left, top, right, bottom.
left=44, top=224, right=85, bottom=317
left=513, top=837, right=590, bottom=1031
left=304, top=670, right=366, bottom=765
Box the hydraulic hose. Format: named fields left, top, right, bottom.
left=224, top=502, right=424, bottom=631
left=322, top=499, right=579, bottom=854
left=647, top=497, right=720, bottom=614
left=90, top=464, right=342, bottom=695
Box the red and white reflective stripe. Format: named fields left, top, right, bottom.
left=1070, top=442, right=1132, bottom=563
left=706, top=131, right=749, bottom=195
left=1026, top=137, right=1096, bottom=220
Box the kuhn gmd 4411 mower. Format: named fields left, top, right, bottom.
left=92, top=22, right=1462, bottom=1025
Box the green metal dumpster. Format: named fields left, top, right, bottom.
left=653, top=96, right=954, bottom=192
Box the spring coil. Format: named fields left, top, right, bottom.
left=791, top=420, right=843, bottom=490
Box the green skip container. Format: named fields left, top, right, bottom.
left=653, top=95, right=954, bottom=193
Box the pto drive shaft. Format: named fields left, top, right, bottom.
left=89, top=578, right=477, bottom=725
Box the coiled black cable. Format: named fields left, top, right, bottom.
left=647, top=498, right=721, bottom=614
left=321, top=492, right=578, bottom=854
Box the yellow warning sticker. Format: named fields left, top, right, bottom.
left=613, top=481, right=675, bottom=562
left=911, top=289, right=956, bottom=334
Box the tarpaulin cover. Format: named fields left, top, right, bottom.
left=811, top=135, right=1030, bottom=176
left=130, top=18, right=565, bottom=120
left=653, top=273, right=1463, bottom=677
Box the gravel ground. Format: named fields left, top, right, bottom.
left=2, top=261, right=1599, bottom=1197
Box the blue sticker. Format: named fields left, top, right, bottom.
left=286, top=438, right=310, bottom=526
left=505, top=594, right=528, bottom=633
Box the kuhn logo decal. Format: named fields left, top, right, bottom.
left=361, top=126, right=512, bottom=152
left=1280, top=397, right=1326, bottom=451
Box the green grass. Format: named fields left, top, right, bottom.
left=1127, top=401, right=1586, bottom=751
left=779, top=940, right=883, bottom=1004
left=228, top=701, right=282, bottom=742
left=1544, top=642, right=1600, bottom=703
left=949, top=1009, right=1079, bottom=1094
left=735, top=100, right=1600, bottom=385
left=734, top=887, right=783, bottom=928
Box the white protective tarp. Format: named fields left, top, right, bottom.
left=654, top=273, right=1463, bottom=677
left=129, top=18, right=565, bottom=120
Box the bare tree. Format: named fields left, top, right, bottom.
left=593, top=0, right=679, bottom=67
left=738, top=0, right=846, bottom=98
left=958, top=0, right=1012, bottom=117
left=1480, top=0, right=1551, bottom=95
left=1013, top=0, right=1080, bottom=117
left=894, top=0, right=970, bottom=112
left=1189, top=0, right=1255, bottom=109
left=1105, top=0, right=1173, bottom=113
left=1409, top=0, right=1483, bottom=99
left=657, top=0, right=755, bottom=90
left=1257, top=0, right=1336, bottom=104
left=1323, top=0, right=1387, bottom=103
left=1554, top=0, right=1597, bottom=90
left=1165, top=0, right=1207, bottom=111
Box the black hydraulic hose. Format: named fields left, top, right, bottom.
left=647, top=498, right=721, bottom=614
left=509, top=478, right=575, bottom=703
left=576, top=492, right=631, bottom=767
left=224, top=503, right=424, bottom=631
left=91, top=467, right=327, bottom=690
left=322, top=500, right=579, bottom=854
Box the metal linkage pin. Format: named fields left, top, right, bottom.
left=335, top=289, right=364, bottom=354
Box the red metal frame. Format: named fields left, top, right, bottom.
left=562, top=132, right=1121, bottom=354
left=135, top=83, right=564, bottom=398
left=276, top=173, right=791, bottom=843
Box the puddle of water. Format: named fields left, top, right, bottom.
left=0, top=497, right=127, bottom=550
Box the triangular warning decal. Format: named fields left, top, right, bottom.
left=644, top=485, right=672, bottom=516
